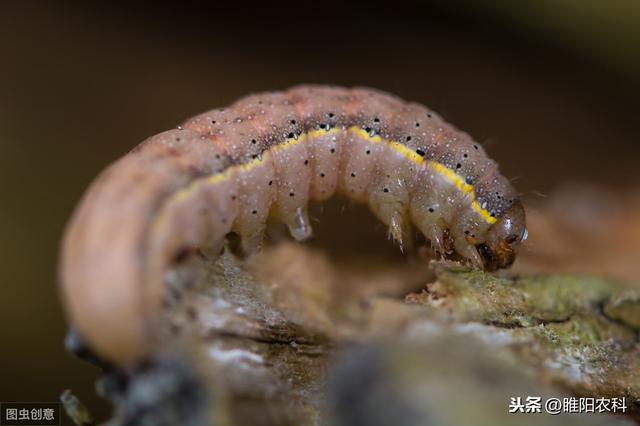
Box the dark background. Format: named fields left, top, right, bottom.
left=1, top=0, right=639, bottom=422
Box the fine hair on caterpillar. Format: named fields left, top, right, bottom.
left=59, top=85, right=527, bottom=365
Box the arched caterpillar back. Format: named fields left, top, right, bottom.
left=60, top=85, right=526, bottom=365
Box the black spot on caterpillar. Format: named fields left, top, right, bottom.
left=59, top=85, right=526, bottom=365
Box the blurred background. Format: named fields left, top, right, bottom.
left=1, top=0, right=639, bottom=421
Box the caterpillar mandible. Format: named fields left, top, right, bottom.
left=59, top=85, right=526, bottom=365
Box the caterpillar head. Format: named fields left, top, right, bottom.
left=476, top=200, right=527, bottom=270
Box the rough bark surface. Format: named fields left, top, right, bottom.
left=74, top=238, right=639, bottom=426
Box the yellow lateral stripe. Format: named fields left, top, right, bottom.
left=206, top=170, right=231, bottom=185
left=428, top=162, right=474, bottom=195
left=271, top=133, right=307, bottom=152
left=167, top=129, right=497, bottom=225
left=239, top=151, right=269, bottom=173
left=341, top=126, right=495, bottom=224
left=388, top=141, right=425, bottom=165
left=175, top=169, right=231, bottom=202
left=472, top=201, right=497, bottom=224
left=348, top=126, right=383, bottom=143
left=174, top=180, right=199, bottom=202
left=428, top=161, right=496, bottom=224
left=308, top=127, right=340, bottom=139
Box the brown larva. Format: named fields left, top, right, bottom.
left=59, top=85, right=527, bottom=365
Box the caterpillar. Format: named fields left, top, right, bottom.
left=59, top=85, right=526, bottom=365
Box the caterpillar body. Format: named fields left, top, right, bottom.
left=60, top=85, right=526, bottom=365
